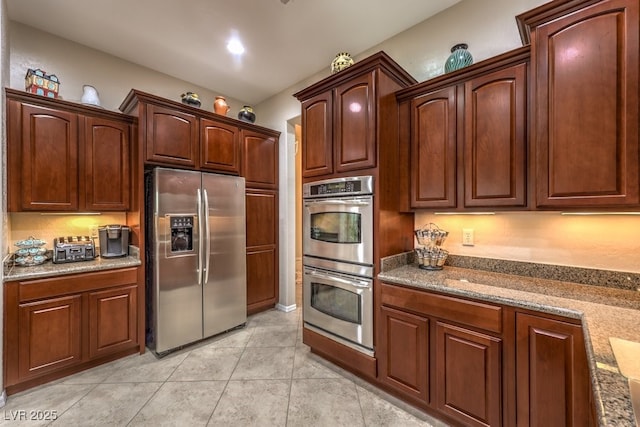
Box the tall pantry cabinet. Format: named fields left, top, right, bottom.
left=294, top=52, right=417, bottom=379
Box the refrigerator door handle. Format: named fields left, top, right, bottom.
left=203, top=188, right=212, bottom=285
left=197, top=188, right=204, bottom=286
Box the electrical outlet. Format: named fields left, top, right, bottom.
left=462, top=228, right=474, bottom=246
left=89, top=226, right=99, bottom=239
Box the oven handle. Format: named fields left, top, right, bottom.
left=304, top=198, right=371, bottom=206
left=306, top=270, right=371, bottom=288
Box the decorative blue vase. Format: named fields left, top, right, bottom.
left=444, top=44, right=473, bottom=73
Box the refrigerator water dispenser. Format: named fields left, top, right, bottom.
left=169, top=216, right=194, bottom=252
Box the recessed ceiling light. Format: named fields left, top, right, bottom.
left=227, top=38, right=245, bottom=55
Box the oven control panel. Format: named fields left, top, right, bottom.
left=303, top=175, right=373, bottom=198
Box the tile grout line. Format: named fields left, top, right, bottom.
left=205, top=320, right=256, bottom=425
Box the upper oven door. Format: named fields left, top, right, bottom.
left=303, top=195, right=373, bottom=266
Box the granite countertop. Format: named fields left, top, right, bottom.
left=378, top=261, right=640, bottom=427
left=3, top=254, right=141, bottom=282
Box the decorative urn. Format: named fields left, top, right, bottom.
left=181, top=92, right=201, bottom=107
left=237, top=106, right=256, bottom=123
left=213, top=96, right=231, bottom=115
left=331, top=52, right=355, bottom=74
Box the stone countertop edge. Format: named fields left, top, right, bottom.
left=378, top=253, right=640, bottom=427
left=3, top=245, right=142, bottom=282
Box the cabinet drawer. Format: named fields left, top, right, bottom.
left=380, top=283, right=502, bottom=334
left=19, top=268, right=138, bottom=302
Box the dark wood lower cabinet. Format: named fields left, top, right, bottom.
left=377, top=282, right=593, bottom=427
left=245, top=189, right=278, bottom=315
left=88, top=285, right=138, bottom=359
left=378, top=305, right=429, bottom=402
left=435, top=322, right=502, bottom=427
left=4, top=268, right=142, bottom=395
left=18, top=295, right=82, bottom=380
left=515, top=313, right=591, bottom=427
left=246, top=248, right=277, bottom=314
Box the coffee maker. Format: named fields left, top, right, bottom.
left=98, top=225, right=130, bottom=258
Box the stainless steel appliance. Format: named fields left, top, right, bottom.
left=52, top=236, right=96, bottom=263
left=98, top=224, right=130, bottom=258
left=302, top=176, right=374, bottom=355
left=146, top=167, right=247, bottom=354
left=303, top=259, right=373, bottom=353
left=303, top=175, right=374, bottom=266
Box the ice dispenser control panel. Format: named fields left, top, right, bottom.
left=169, top=215, right=194, bottom=252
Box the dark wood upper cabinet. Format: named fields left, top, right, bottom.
left=334, top=72, right=376, bottom=173
left=300, top=92, right=333, bottom=177
left=464, top=63, right=527, bottom=207
left=15, top=103, right=79, bottom=211
left=519, top=0, right=639, bottom=208
left=299, top=72, right=376, bottom=178
left=6, top=89, right=133, bottom=212
left=145, top=104, right=198, bottom=167
left=410, top=86, right=458, bottom=209
left=295, top=51, right=417, bottom=181
left=398, top=47, right=530, bottom=211
left=83, top=116, right=131, bottom=211
left=200, top=118, right=240, bottom=174
left=241, top=129, right=278, bottom=189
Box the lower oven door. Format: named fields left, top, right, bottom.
left=303, top=266, right=373, bottom=353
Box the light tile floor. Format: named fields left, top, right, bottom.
left=0, top=307, right=447, bottom=426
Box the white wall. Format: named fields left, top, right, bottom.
left=9, top=23, right=247, bottom=113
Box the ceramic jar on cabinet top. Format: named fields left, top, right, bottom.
left=213, top=96, right=231, bottom=115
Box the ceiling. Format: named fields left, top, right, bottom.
left=7, top=0, right=461, bottom=105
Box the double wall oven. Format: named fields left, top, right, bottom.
left=303, top=175, right=374, bottom=356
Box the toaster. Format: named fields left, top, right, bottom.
left=52, top=236, right=96, bottom=264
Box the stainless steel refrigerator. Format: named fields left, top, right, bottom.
left=147, top=167, right=247, bottom=354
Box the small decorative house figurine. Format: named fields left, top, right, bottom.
left=25, top=69, right=60, bottom=98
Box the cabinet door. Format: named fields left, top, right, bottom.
left=533, top=0, right=639, bottom=207
left=242, top=130, right=278, bottom=189
left=410, top=86, right=457, bottom=209
left=301, top=92, right=333, bottom=177
left=464, top=63, right=527, bottom=207
left=146, top=104, right=198, bottom=167
left=435, top=322, right=502, bottom=427
left=200, top=118, right=240, bottom=174
left=334, top=72, right=376, bottom=173
left=19, top=103, right=79, bottom=211
left=378, top=305, right=429, bottom=402
left=18, top=295, right=82, bottom=380
left=88, top=285, right=137, bottom=359
left=83, top=116, right=131, bottom=211
left=245, top=190, right=278, bottom=314
left=516, top=313, right=591, bottom=427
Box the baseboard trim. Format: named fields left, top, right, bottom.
left=276, top=303, right=297, bottom=312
